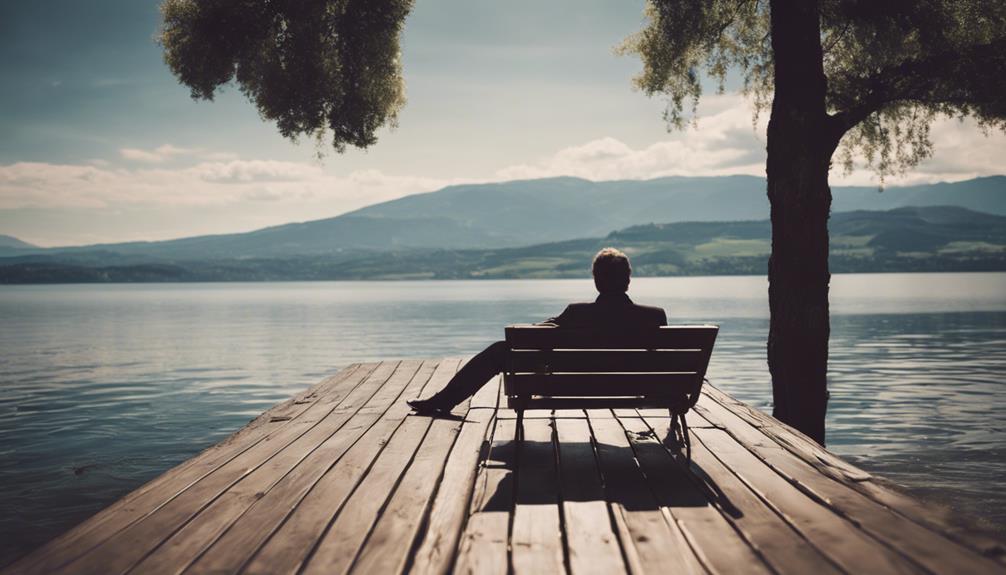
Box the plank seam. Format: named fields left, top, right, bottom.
left=188, top=361, right=437, bottom=575
left=680, top=423, right=851, bottom=575
left=30, top=363, right=376, bottom=574
left=608, top=412, right=721, bottom=575
left=689, top=400, right=953, bottom=575
left=345, top=418, right=439, bottom=574
left=586, top=409, right=712, bottom=575
left=506, top=415, right=517, bottom=575
left=703, top=386, right=1006, bottom=563
left=583, top=410, right=640, bottom=575
left=251, top=360, right=438, bottom=575
left=121, top=361, right=408, bottom=575
left=444, top=396, right=503, bottom=575
left=342, top=359, right=466, bottom=575
left=548, top=412, right=575, bottom=575
left=400, top=406, right=497, bottom=575
left=629, top=409, right=814, bottom=575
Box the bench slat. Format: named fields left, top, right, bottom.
left=505, top=325, right=718, bottom=351
left=507, top=350, right=706, bottom=373
left=505, top=397, right=693, bottom=410
left=504, top=373, right=702, bottom=396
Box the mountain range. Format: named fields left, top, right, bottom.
left=0, top=235, right=36, bottom=251
left=2, top=205, right=1004, bottom=283
left=2, top=175, right=1004, bottom=260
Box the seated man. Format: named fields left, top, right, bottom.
left=408, top=247, right=667, bottom=414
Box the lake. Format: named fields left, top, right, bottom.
left=2, top=273, right=1005, bottom=566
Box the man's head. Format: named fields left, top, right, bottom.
left=592, top=247, right=631, bottom=293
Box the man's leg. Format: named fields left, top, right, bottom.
left=411, top=341, right=507, bottom=410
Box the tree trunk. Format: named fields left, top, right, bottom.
left=766, top=0, right=838, bottom=445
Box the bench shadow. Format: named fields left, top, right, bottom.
left=409, top=411, right=468, bottom=422
left=656, top=428, right=744, bottom=519
left=475, top=423, right=743, bottom=518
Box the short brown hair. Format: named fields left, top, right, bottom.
left=592, top=247, right=631, bottom=293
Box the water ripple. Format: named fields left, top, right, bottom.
left=1, top=274, right=1004, bottom=566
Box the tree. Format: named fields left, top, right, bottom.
left=622, top=0, right=1006, bottom=443
left=160, top=0, right=413, bottom=152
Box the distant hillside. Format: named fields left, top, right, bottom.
left=833, top=177, right=1006, bottom=215
left=5, top=175, right=1003, bottom=259
left=0, top=235, right=36, bottom=250
left=3, top=206, right=1003, bottom=283
left=352, top=175, right=1006, bottom=246
left=25, top=216, right=498, bottom=259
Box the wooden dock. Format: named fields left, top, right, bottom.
left=7, top=358, right=1004, bottom=574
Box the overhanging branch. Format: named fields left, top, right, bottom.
left=827, top=37, right=1006, bottom=141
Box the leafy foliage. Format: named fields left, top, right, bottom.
left=620, top=0, right=771, bottom=128
left=622, top=0, right=1006, bottom=179
left=160, top=0, right=413, bottom=152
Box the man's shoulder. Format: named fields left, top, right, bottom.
left=631, top=302, right=668, bottom=324
left=633, top=302, right=666, bottom=315
left=567, top=300, right=665, bottom=313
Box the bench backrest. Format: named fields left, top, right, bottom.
left=503, top=324, right=718, bottom=400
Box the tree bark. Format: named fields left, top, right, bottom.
left=766, top=0, right=837, bottom=445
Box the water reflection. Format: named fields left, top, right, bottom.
left=0, top=273, right=1004, bottom=565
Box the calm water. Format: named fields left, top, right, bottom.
left=1, top=273, right=1005, bottom=565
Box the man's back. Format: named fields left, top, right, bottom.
left=407, top=247, right=670, bottom=414
left=546, top=292, right=667, bottom=329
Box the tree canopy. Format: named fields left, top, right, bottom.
left=623, top=0, right=1006, bottom=443
left=622, top=0, right=1006, bottom=179
left=160, top=0, right=413, bottom=152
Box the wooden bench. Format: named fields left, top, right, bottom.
left=503, top=324, right=719, bottom=459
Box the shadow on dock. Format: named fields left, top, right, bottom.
left=6, top=358, right=1003, bottom=575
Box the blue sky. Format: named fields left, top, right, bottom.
left=1, top=0, right=1004, bottom=246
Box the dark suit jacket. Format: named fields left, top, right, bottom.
left=541, top=292, right=667, bottom=328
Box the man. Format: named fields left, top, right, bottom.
left=408, top=247, right=667, bottom=414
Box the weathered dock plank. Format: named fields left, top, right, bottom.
left=136, top=360, right=426, bottom=575
left=454, top=417, right=514, bottom=575
left=510, top=418, right=564, bottom=575
left=239, top=360, right=438, bottom=575
left=190, top=359, right=438, bottom=575
left=554, top=418, right=628, bottom=575
left=588, top=415, right=706, bottom=575
left=7, top=363, right=379, bottom=575
left=409, top=376, right=498, bottom=575
left=619, top=415, right=776, bottom=575
left=6, top=359, right=1004, bottom=575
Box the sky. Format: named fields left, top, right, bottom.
left=1, top=0, right=1004, bottom=246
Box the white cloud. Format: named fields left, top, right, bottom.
left=493, top=95, right=1006, bottom=187
left=0, top=159, right=451, bottom=214
left=3, top=108, right=1003, bottom=213
left=118, top=144, right=243, bottom=164
left=119, top=144, right=197, bottom=163
left=831, top=117, right=1006, bottom=186
left=1, top=103, right=1003, bottom=245
left=193, top=160, right=324, bottom=183
left=201, top=151, right=241, bottom=162
left=495, top=95, right=768, bottom=181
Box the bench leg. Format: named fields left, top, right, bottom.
left=681, top=412, right=691, bottom=463
left=670, top=412, right=692, bottom=463
left=516, top=408, right=525, bottom=443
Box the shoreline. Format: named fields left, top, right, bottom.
left=4, top=267, right=1006, bottom=286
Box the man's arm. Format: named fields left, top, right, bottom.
left=536, top=305, right=571, bottom=326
